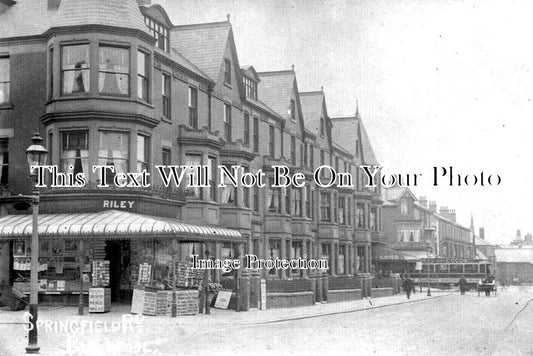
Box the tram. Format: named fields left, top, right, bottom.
left=416, top=260, right=492, bottom=289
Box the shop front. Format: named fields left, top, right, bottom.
left=0, top=210, right=243, bottom=313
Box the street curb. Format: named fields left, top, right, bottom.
left=215, top=294, right=453, bottom=326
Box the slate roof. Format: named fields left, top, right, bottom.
left=382, top=187, right=416, bottom=203
left=256, top=70, right=295, bottom=118
left=170, top=21, right=231, bottom=82
left=299, top=91, right=324, bottom=136
left=331, top=111, right=380, bottom=165
left=169, top=48, right=212, bottom=82
left=0, top=0, right=150, bottom=39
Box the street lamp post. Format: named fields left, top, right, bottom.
left=25, top=133, right=48, bottom=354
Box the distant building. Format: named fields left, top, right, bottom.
left=377, top=187, right=474, bottom=275
left=495, top=246, right=533, bottom=285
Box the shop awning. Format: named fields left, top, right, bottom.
left=0, top=210, right=242, bottom=242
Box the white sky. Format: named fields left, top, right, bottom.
left=156, top=0, right=533, bottom=245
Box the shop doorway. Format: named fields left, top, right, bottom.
left=105, top=240, right=131, bottom=303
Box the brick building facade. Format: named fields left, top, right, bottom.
left=0, top=0, right=382, bottom=308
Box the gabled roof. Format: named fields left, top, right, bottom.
left=382, top=187, right=417, bottom=203
left=0, top=0, right=150, bottom=39
left=331, top=108, right=379, bottom=165
left=256, top=70, right=295, bottom=117
left=170, top=21, right=231, bottom=82
left=241, top=65, right=260, bottom=82
left=300, top=91, right=325, bottom=137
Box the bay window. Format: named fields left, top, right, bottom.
left=220, top=163, right=236, bottom=205
left=0, top=56, right=8, bottom=104
left=0, top=139, right=8, bottom=186
left=61, top=131, right=89, bottom=176
left=207, top=156, right=217, bottom=202
left=61, top=44, right=90, bottom=95
left=137, top=135, right=149, bottom=172
left=137, top=51, right=149, bottom=101
left=267, top=177, right=281, bottom=213
left=98, top=131, right=129, bottom=182
left=184, top=154, right=202, bottom=199
left=320, top=192, right=330, bottom=221
left=224, top=104, right=232, bottom=141
left=99, top=45, right=129, bottom=96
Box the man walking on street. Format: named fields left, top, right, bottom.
left=458, top=276, right=467, bottom=295
left=402, top=275, right=414, bottom=299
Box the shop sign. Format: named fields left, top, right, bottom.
left=102, top=200, right=135, bottom=210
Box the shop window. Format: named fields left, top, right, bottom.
left=184, top=154, right=202, bottom=199
left=220, top=163, right=236, bottom=205
left=162, top=73, right=171, bottom=118
left=224, top=104, right=232, bottom=141
left=267, top=176, right=281, bottom=213
left=320, top=192, right=330, bottom=221
left=0, top=139, right=7, bottom=185
left=224, top=58, right=231, bottom=85
left=137, top=51, right=149, bottom=101
left=243, top=112, right=250, bottom=145
left=99, top=45, right=129, bottom=96
left=61, top=131, right=89, bottom=176
left=253, top=116, right=259, bottom=152
left=61, top=44, right=90, bottom=95
left=207, top=156, right=217, bottom=202
left=221, top=243, right=235, bottom=277
left=98, top=131, right=129, bottom=182
left=0, top=55, right=9, bottom=104
left=188, top=86, right=198, bottom=128
left=136, top=135, right=149, bottom=172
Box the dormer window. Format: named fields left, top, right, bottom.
left=243, top=76, right=257, bottom=100
left=320, top=117, right=325, bottom=137
left=144, top=16, right=169, bottom=52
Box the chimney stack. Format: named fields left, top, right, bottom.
left=429, top=201, right=437, bottom=213
left=449, top=209, right=456, bottom=222
left=419, top=196, right=427, bottom=208
left=439, top=206, right=449, bottom=218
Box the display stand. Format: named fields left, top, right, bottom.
left=89, top=288, right=110, bottom=313
left=89, top=260, right=110, bottom=313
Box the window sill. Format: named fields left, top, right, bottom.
left=161, top=116, right=172, bottom=124
left=223, top=83, right=232, bottom=89
left=0, top=102, right=13, bottom=110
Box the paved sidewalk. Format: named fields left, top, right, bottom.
left=0, top=289, right=455, bottom=356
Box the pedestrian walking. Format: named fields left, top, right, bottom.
left=458, top=276, right=467, bottom=295
left=402, top=275, right=414, bottom=299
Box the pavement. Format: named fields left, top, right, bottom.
left=0, top=288, right=454, bottom=355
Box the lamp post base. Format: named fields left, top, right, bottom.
left=427, top=288, right=431, bottom=297
left=25, top=303, right=39, bottom=354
